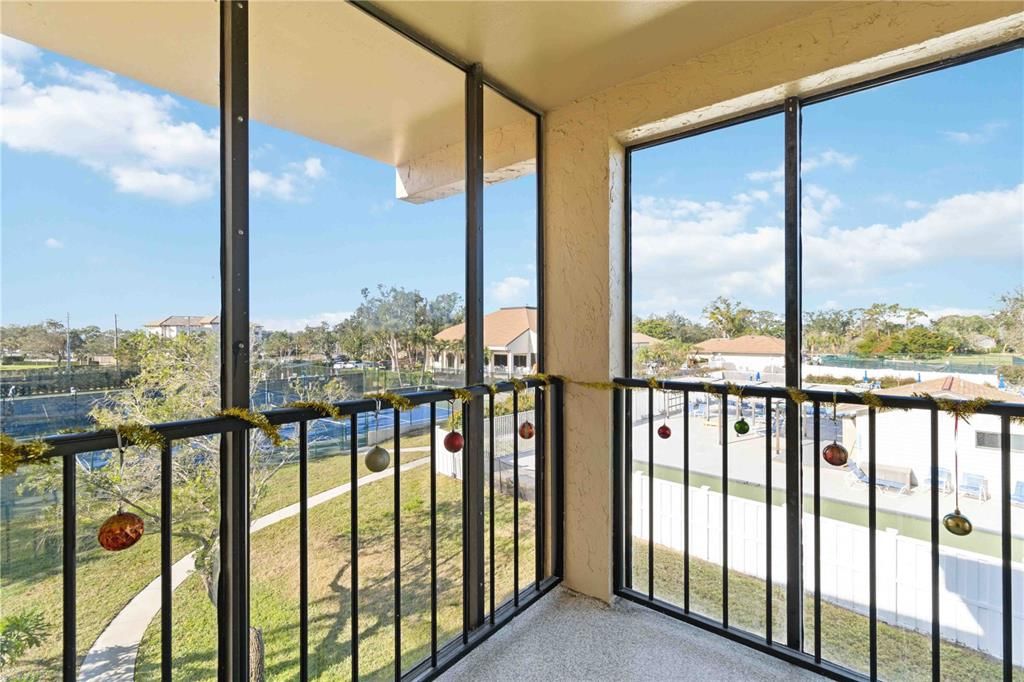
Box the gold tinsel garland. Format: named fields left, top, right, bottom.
left=912, top=392, right=991, bottom=422
left=3, top=374, right=1018, bottom=477
left=286, top=400, right=343, bottom=421
left=115, top=423, right=166, bottom=449
left=0, top=434, right=52, bottom=476
left=218, top=407, right=285, bottom=446
left=363, top=391, right=415, bottom=412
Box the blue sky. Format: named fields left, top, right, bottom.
left=2, top=37, right=1020, bottom=331
left=631, top=48, right=1023, bottom=320
left=1, top=36, right=536, bottom=331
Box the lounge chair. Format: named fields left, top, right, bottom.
left=846, top=462, right=909, bottom=495
left=925, top=467, right=952, bottom=494
left=960, top=473, right=989, bottom=501
left=1011, top=481, right=1024, bottom=507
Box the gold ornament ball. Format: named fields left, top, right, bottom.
left=943, top=509, right=972, bottom=536
left=365, top=445, right=390, bottom=473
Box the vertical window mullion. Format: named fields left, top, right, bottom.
left=783, top=96, right=803, bottom=651
left=218, top=1, right=250, bottom=679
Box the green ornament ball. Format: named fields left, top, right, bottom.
left=733, top=418, right=750, bottom=435
left=365, top=444, right=390, bottom=473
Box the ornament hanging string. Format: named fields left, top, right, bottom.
left=953, top=414, right=961, bottom=510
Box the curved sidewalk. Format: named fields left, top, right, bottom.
left=79, top=451, right=431, bottom=681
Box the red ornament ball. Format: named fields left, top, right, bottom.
left=443, top=431, right=464, bottom=453
left=822, top=442, right=849, bottom=467
left=518, top=421, right=535, bottom=440
left=98, top=512, right=145, bottom=552
left=657, top=424, right=672, bottom=439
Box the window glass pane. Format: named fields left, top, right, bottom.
left=629, top=114, right=786, bottom=638
left=246, top=4, right=467, bottom=677
left=1, top=7, right=219, bottom=676
left=802, top=48, right=1024, bottom=679
left=482, top=86, right=540, bottom=605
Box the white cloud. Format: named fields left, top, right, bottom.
left=747, top=149, right=857, bottom=183
left=489, top=276, right=531, bottom=306
left=922, top=306, right=990, bottom=321
left=2, top=54, right=323, bottom=204
left=1, top=57, right=219, bottom=203
left=803, top=184, right=1024, bottom=289
left=44, top=237, right=63, bottom=249
left=302, top=157, right=325, bottom=179
left=943, top=121, right=1006, bottom=145
left=249, top=157, right=326, bottom=201
left=111, top=167, right=213, bottom=203
left=631, top=183, right=1024, bottom=316
left=801, top=149, right=857, bottom=173
left=256, top=311, right=352, bottom=333
left=802, top=184, right=841, bottom=232
left=1, top=36, right=40, bottom=63
left=249, top=169, right=298, bottom=201
left=903, top=200, right=925, bottom=210
left=746, top=165, right=783, bottom=183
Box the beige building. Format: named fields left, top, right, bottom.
left=434, top=307, right=538, bottom=377
left=692, top=334, right=785, bottom=374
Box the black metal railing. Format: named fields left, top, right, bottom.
left=612, top=376, right=1023, bottom=681
left=24, top=377, right=562, bottom=681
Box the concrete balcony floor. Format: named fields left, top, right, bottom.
left=443, top=587, right=823, bottom=681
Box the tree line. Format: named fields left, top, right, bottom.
left=634, top=290, right=1024, bottom=359
left=1, top=285, right=466, bottom=380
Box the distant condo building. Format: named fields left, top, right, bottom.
left=143, top=316, right=220, bottom=339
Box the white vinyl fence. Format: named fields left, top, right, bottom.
left=436, top=410, right=536, bottom=481
left=633, top=472, right=1024, bottom=665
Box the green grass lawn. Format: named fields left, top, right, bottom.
left=0, top=445, right=534, bottom=681
left=0, top=363, right=58, bottom=371
left=134, top=466, right=534, bottom=680
left=632, top=540, right=1022, bottom=681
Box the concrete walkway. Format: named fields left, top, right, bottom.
left=79, top=449, right=431, bottom=681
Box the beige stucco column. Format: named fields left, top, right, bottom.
left=543, top=2, right=1022, bottom=602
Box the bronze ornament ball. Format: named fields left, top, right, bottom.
left=733, top=418, right=750, bottom=435
left=943, top=509, right=972, bottom=536
left=657, top=424, right=672, bottom=439
left=518, top=421, right=535, bottom=440
left=443, top=431, right=464, bottom=453
left=822, top=442, right=849, bottom=467
left=98, top=511, right=145, bottom=552
left=365, top=444, right=390, bottom=473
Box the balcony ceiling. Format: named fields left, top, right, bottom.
left=2, top=1, right=832, bottom=169
left=381, top=0, right=837, bottom=112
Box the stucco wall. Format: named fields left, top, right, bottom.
left=543, top=3, right=1023, bottom=601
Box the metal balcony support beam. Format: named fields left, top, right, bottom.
left=783, top=95, right=803, bottom=651
left=464, top=62, right=486, bottom=632
left=218, top=1, right=251, bottom=679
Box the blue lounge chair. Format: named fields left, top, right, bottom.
left=925, top=467, right=952, bottom=494
left=846, top=462, right=909, bottom=495
left=1010, top=481, right=1024, bottom=507
left=960, top=473, right=989, bottom=501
